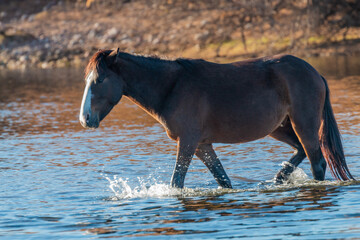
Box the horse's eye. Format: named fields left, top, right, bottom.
left=97, top=77, right=104, bottom=83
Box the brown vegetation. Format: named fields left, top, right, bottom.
left=1, top=0, right=360, bottom=69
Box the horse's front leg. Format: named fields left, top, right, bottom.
left=195, top=143, right=232, bottom=188
left=170, top=138, right=198, bottom=188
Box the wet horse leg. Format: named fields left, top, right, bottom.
left=290, top=111, right=327, bottom=181
left=170, top=138, right=198, bottom=188
left=195, top=144, right=232, bottom=188
left=270, top=119, right=306, bottom=183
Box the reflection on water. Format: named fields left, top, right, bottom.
left=306, top=55, right=360, bottom=78
left=0, top=56, right=360, bottom=239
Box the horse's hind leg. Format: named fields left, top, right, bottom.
left=270, top=119, right=306, bottom=183
left=195, top=144, right=232, bottom=188
left=289, top=111, right=327, bottom=181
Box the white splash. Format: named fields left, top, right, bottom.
left=104, top=175, right=239, bottom=200
left=105, top=175, right=181, bottom=199
left=258, top=162, right=356, bottom=192
left=104, top=164, right=356, bottom=200
left=285, top=164, right=310, bottom=184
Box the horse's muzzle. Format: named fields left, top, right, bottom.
left=79, top=113, right=99, bottom=129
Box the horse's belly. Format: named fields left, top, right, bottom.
left=205, top=122, right=275, bottom=143
left=203, top=95, right=288, bottom=144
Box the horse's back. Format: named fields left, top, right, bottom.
left=166, top=57, right=288, bottom=143
left=163, top=54, right=326, bottom=144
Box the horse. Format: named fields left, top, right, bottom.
left=79, top=49, right=354, bottom=188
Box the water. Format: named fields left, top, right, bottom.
left=1, top=56, right=360, bottom=239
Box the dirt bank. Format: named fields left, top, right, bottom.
left=1, top=0, right=360, bottom=69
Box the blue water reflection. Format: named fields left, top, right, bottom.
left=0, top=56, right=360, bottom=238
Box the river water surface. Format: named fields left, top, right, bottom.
left=1, top=56, right=360, bottom=239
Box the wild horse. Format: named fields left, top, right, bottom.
left=79, top=49, right=354, bottom=188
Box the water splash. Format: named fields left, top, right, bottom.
left=104, top=175, right=242, bottom=199
left=257, top=164, right=312, bottom=191
left=283, top=162, right=310, bottom=184
left=104, top=165, right=357, bottom=200
left=258, top=163, right=359, bottom=192
left=105, top=175, right=181, bottom=199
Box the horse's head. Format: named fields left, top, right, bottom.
left=79, top=49, right=123, bottom=128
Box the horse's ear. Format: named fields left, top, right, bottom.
left=106, top=48, right=120, bottom=66
left=114, top=48, right=121, bottom=64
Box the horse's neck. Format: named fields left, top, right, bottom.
left=120, top=57, right=178, bottom=120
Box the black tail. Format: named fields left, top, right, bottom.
left=319, top=76, right=354, bottom=181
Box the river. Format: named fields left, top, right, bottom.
left=0, top=55, right=360, bottom=239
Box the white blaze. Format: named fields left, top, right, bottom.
left=79, top=71, right=94, bottom=125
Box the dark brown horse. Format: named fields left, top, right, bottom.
left=79, top=49, right=354, bottom=188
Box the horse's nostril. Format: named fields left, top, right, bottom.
left=86, top=114, right=90, bottom=122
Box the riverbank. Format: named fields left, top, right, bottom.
left=1, top=0, right=360, bottom=69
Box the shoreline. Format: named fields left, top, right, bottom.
left=2, top=41, right=360, bottom=70
left=1, top=1, right=360, bottom=70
